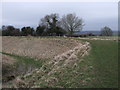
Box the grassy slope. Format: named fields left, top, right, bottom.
left=55, top=39, right=118, bottom=88
left=1, top=52, right=45, bottom=68
left=1, top=38, right=118, bottom=88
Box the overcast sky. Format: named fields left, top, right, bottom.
left=2, top=2, right=118, bottom=31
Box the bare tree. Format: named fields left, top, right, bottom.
left=101, top=26, right=113, bottom=36
left=60, top=13, right=84, bottom=36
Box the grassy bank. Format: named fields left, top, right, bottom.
left=1, top=52, right=45, bottom=68
left=1, top=37, right=118, bottom=88
left=31, top=39, right=118, bottom=88
left=54, top=39, right=118, bottom=88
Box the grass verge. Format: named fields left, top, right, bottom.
left=77, top=39, right=118, bottom=88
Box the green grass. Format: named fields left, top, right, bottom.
left=78, top=39, right=118, bottom=88
left=34, top=39, right=118, bottom=88
left=51, top=39, right=118, bottom=88
left=1, top=52, right=45, bottom=68
left=89, top=40, right=118, bottom=88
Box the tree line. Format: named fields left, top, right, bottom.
left=1, top=13, right=113, bottom=36
left=2, top=13, right=84, bottom=36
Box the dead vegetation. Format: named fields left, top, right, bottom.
left=2, top=54, right=16, bottom=65
left=2, top=36, right=90, bottom=88
left=2, top=37, right=80, bottom=60
left=12, top=41, right=90, bottom=88
left=2, top=54, right=17, bottom=88
left=78, top=36, right=118, bottom=41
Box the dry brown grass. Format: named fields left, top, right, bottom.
left=2, top=54, right=16, bottom=65
left=2, top=36, right=80, bottom=60
left=12, top=41, right=90, bottom=88
left=2, top=36, right=91, bottom=88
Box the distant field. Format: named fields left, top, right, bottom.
left=76, top=31, right=118, bottom=36
left=87, top=36, right=118, bottom=39
left=1, top=36, right=118, bottom=88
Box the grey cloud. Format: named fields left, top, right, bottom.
left=2, top=2, right=118, bottom=30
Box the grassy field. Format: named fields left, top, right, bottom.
left=50, top=39, right=118, bottom=88
left=81, top=40, right=118, bottom=88
left=2, top=37, right=118, bottom=88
